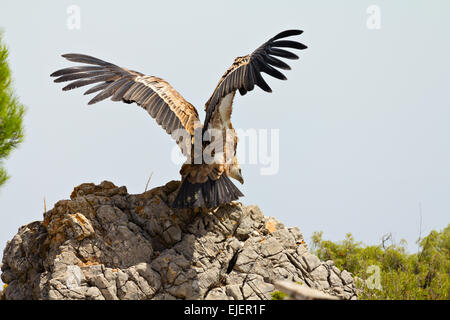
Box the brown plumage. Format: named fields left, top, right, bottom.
left=50, top=29, right=307, bottom=209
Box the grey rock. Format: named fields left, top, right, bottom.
left=302, top=252, right=322, bottom=271
left=316, top=280, right=330, bottom=290
left=205, top=287, right=229, bottom=300
left=329, top=270, right=343, bottom=287
left=332, top=286, right=344, bottom=295
left=1, top=180, right=359, bottom=300
left=225, top=284, right=243, bottom=300
left=340, top=270, right=354, bottom=285
left=260, top=238, right=284, bottom=257
left=234, top=215, right=254, bottom=241
left=310, top=265, right=328, bottom=282
left=85, top=287, right=104, bottom=300
left=93, top=273, right=118, bottom=300
left=332, top=266, right=341, bottom=276
left=325, top=260, right=335, bottom=267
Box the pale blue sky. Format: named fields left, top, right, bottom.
left=0, top=0, right=449, bottom=274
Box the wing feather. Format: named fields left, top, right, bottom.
left=88, top=78, right=130, bottom=105
left=83, top=81, right=113, bottom=95
left=50, top=66, right=105, bottom=77
left=111, top=80, right=134, bottom=101
left=203, top=29, right=307, bottom=130
left=51, top=53, right=200, bottom=154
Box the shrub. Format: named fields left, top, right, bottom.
left=310, top=224, right=449, bottom=300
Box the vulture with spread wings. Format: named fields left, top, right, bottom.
left=51, top=29, right=307, bottom=209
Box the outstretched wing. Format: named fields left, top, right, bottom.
left=51, top=54, right=201, bottom=152
left=203, top=29, right=307, bottom=130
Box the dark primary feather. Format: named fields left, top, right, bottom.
left=55, top=71, right=115, bottom=83
left=50, top=66, right=104, bottom=77
left=267, top=47, right=299, bottom=60
left=203, top=29, right=307, bottom=130
left=271, top=40, right=308, bottom=50
left=84, top=81, right=113, bottom=95
left=271, top=29, right=303, bottom=39
left=62, top=76, right=116, bottom=91
left=61, top=53, right=113, bottom=66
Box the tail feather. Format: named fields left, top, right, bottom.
left=172, top=174, right=244, bottom=209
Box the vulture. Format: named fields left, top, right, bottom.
left=51, top=29, right=307, bottom=209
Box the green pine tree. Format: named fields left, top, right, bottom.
left=0, top=32, right=25, bottom=187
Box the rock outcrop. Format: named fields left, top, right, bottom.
left=1, top=181, right=359, bottom=300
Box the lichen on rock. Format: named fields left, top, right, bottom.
left=1, top=180, right=360, bottom=300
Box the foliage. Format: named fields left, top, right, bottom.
left=271, top=290, right=288, bottom=300
left=0, top=32, right=25, bottom=187
left=310, top=224, right=450, bottom=300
